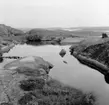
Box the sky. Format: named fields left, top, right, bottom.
left=0, top=0, right=109, bottom=28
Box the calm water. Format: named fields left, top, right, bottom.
left=2, top=44, right=109, bottom=105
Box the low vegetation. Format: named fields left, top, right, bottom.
left=26, top=34, right=42, bottom=42
left=18, top=78, right=96, bottom=105
left=20, top=78, right=45, bottom=91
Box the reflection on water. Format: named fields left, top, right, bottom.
left=2, top=44, right=109, bottom=105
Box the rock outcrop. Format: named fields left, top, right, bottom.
left=0, top=56, right=53, bottom=104
left=0, top=56, right=96, bottom=105
left=1, top=44, right=15, bottom=54
left=59, top=49, right=66, bottom=57
left=0, top=24, right=26, bottom=46
left=70, top=37, right=109, bottom=84
left=0, top=24, right=24, bottom=37
left=0, top=42, right=16, bottom=63
left=102, top=33, right=108, bottom=38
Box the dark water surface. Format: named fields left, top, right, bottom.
left=2, top=44, right=109, bottom=105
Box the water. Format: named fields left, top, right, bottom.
left=2, top=44, right=109, bottom=105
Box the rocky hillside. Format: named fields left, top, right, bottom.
left=0, top=24, right=27, bottom=45
left=70, top=37, right=109, bottom=84
left=0, top=24, right=24, bottom=37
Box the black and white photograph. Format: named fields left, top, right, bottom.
left=0, top=0, right=109, bottom=105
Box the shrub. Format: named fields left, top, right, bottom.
left=26, top=34, right=42, bottom=42
left=18, top=93, right=38, bottom=105
left=19, top=78, right=45, bottom=91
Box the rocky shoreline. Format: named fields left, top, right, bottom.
left=72, top=51, right=109, bottom=75
left=0, top=56, right=53, bottom=104
left=0, top=24, right=97, bottom=105
left=70, top=37, right=109, bottom=84
left=0, top=56, right=96, bottom=105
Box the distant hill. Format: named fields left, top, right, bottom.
left=26, top=28, right=73, bottom=37
left=18, top=28, right=32, bottom=33
left=0, top=24, right=109, bottom=44
left=0, top=25, right=109, bottom=38
left=26, top=27, right=109, bottom=38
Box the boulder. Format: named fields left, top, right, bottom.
left=102, top=33, right=108, bottom=38
left=3, top=56, right=53, bottom=73
left=59, top=49, right=66, bottom=57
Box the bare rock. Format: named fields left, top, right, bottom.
left=59, top=49, right=66, bottom=57
left=102, top=33, right=108, bottom=38
left=70, top=37, right=109, bottom=84
left=0, top=56, right=53, bottom=104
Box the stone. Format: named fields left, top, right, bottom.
left=102, top=33, right=108, bottom=38
left=59, top=49, right=66, bottom=57
left=63, top=61, right=67, bottom=64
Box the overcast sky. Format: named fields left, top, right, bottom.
left=0, top=0, right=109, bottom=28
